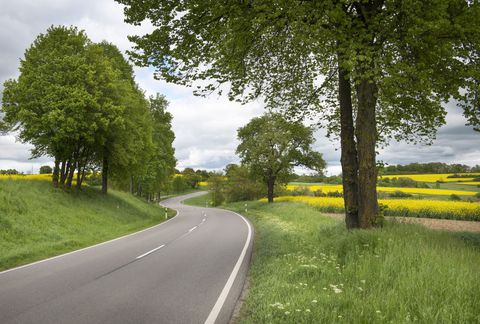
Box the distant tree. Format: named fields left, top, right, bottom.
left=224, top=164, right=264, bottom=202
left=237, top=113, right=325, bottom=203
left=208, top=173, right=225, bottom=206
left=0, top=169, right=20, bottom=175
left=182, top=168, right=202, bottom=189
left=39, top=165, right=53, bottom=174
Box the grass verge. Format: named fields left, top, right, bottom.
left=184, top=195, right=480, bottom=323
left=0, top=179, right=175, bottom=271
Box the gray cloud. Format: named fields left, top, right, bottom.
left=0, top=1, right=478, bottom=175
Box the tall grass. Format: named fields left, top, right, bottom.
left=0, top=180, right=174, bottom=271
left=183, top=196, right=480, bottom=323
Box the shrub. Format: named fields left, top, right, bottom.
left=450, top=194, right=462, bottom=201
left=388, top=190, right=413, bottom=198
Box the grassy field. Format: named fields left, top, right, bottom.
left=0, top=179, right=175, bottom=271
left=184, top=195, right=480, bottom=323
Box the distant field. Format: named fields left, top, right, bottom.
left=271, top=196, right=480, bottom=221
left=380, top=173, right=480, bottom=182
left=287, top=184, right=478, bottom=196
left=0, top=174, right=52, bottom=181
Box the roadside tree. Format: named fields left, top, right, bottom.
left=237, top=113, right=325, bottom=203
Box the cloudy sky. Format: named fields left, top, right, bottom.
left=0, top=0, right=478, bottom=175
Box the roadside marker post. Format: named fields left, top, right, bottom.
left=245, top=203, right=248, bottom=213
left=165, top=207, right=168, bottom=219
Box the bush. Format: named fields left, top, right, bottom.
left=388, top=190, right=413, bottom=198
left=450, top=194, right=462, bottom=201
left=326, top=190, right=343, bottom=197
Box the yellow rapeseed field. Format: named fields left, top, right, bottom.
left=271, top=196, right=480, bottom=221
left=0, top=174, right=52, bottom=181
left=380, top=173, right=480, bottom=182
left=287, top=184, right=478, bottom=196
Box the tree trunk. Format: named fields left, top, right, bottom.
left=267, top=176, right=275, bottom=203
left=52, top=158, right=60, bottom=188
left=65, top=161, right=76, bottom=189
left=337, top=59, right=360, bottom=229
left=130, top=176, right=134, bottom=194
left=60, top=160, right=68, bottom=187
left=102, top=156, right=108, bottom=194
left=355, top=78, right=379, bottom=228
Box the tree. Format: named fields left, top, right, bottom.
left=223, top=164, right=264, bottom=202
left=237, top=113, right=325, bottom=203
left=182, top=168, right=202, bottom=189
left=1, top=26, right=94, bottom=189
left=117, top=0, right=480, bottom=228
left=208, top=172, right=226, bottom=206
left=39, top=165, right=53, bottom=174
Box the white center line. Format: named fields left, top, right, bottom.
left=136, top=244, right=165, bottom=259
left=188, top=226, right=198, bottom=233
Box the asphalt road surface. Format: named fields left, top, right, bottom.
left=0, top=192, right=253, bottom=324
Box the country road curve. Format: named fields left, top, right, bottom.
left=0, top=191, right=253, bottom=324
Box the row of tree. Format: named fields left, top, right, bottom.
left=1, top=26, right=176, bottom=197
left=381, top=162, right=480, bottom=175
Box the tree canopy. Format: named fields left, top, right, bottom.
left=1, top=25, right=176, bottom=198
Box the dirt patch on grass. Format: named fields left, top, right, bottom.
left=323, top=213, right=480, bottom=233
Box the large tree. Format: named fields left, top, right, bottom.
left=117, top=0, right=480, bottom=228
left=237, top=113, right=325, bottom=203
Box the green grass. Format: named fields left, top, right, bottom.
left=0, top=179, right=175, bottom=271
left=182, top=191, right=213, bottom=207
left=185, top=194, right=480, bottom=323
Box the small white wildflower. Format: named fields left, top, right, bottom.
left=312, top=299, right=318, bottom=303
left=360, top=280, right=366, bottom=284
left=296, top=309, right=301, bottom=312
left=357, top=287, right=363, bottom=291
left=284, top=311, right=290, bottom=315
left=333, top=287, right=343, bottom=294
left=323, top=287, right=327, bottom=290
left=376, top=310, right=381, bottom=314
left=338, top=315, right=343, bottom=318
left=305, top=309, right=311, bottom=313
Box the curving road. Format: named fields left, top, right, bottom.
left=0, top=192, right=253, bottom=324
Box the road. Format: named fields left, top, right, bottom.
left=0, top=192, right=253, bottom=324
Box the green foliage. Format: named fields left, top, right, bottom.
left=182, top=168, right=202, bottom=189
left=0, top=169, right=19, bottom=175
left=39, top=165, right=52, bottom=174
left=223, top=164, right=264, bottom=202
left=450, top=194, right=462, bottom=201
left=1, top=26, right=176, bottom=195
left=382, top=162, right=478, bottom=175
left=208, top=173, right=225, bottom=206
left=172, top=176, right=189, bottom=193
left=236, top=113, right=325, bottom=202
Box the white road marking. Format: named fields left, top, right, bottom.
left=136, top=244, right=165, bottom=259
left=188, top=226, right=198, bottom=233
left=202, top=218, right=206, bottom=222
left=0, top=209, right=180, bottom=276
left=204, top=211, right=253, bottom=324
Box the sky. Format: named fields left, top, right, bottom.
left=0, top=0, right=478, bottom=175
